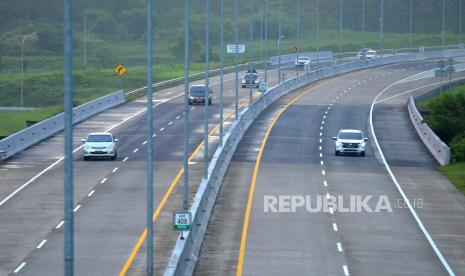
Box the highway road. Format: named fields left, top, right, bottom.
left=0, top=67, right=283, bottom=275
left=195, top=60, right=465, bottom=275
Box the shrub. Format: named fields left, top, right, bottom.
left=450, top=134, right=465, bottom=162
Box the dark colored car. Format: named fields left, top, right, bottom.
left=189, top=85, right=213, bottom=105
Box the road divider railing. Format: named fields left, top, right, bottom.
left=0, top=91, right=124, bottom=160
left=164, top=48, right=465, bottom=276
left=408, top=96, right=450, bottom=165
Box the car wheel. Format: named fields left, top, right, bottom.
left=111, top=155, right=116, bottom=161
left=209, top=99, right=212, bottom=105
left=84, top=156, right=89, bottom=161
left=361, top=151, right=365, bottom=157
left=335, top=150, right=340, bottom=156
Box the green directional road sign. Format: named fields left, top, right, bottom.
left=173, top=211, right=191, bottom=231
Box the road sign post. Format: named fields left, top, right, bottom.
left=227, top=44, right=245, bottom=54
left=173, top=211, right=192, bottom=240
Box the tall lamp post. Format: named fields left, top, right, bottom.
left=278, top=35, right=285, bottom=83
left=442, top=0, right=445, bottom=47
left=362, top=0, right=365, bottom=49
left=380, top=0, right=384, bottom=58
left=21, top=32, right=37, bottom=108
left=339, top=0, right=343, bottom=56
left=409, top=0, right=413, bottom=49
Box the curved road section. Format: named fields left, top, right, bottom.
left=195, top=60, right=465, bottom=275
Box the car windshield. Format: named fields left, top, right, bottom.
left=339, top=132, right=363, bottom=140
left=367, top=51, right=376, bottom=55
left=244, top=74, right=258, bottom=80
left=190, top=86, right=207, bottom=96
left=87, top=135, right=112, bottom=142
left=299, top=57, right=310, bottom=61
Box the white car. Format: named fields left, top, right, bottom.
left=82, top=132, right=118, bottom=160
left=295, top=56, right=311, bottom=67
left=357, top=48, right=377, bottom=60
left=332, top=129, right=368, bottom=156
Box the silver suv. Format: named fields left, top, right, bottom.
left=82, top=132, right=118, bottom=160
left=332, top=129, right=368, bottom=156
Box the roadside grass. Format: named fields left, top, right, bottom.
left=439, top=162, right=465, bottom=195
left=0, top=106, right=63, bottom=137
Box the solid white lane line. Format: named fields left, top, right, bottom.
left=100, top=178, right=108, bottom=184
left=322, top=170, right=326, bottom=176
left=142, top=141, right=147, bottom=145
left=168, top=121, right=173, bottom=125
left=13, top=262, right=26, bottom=274
left=112, top=167, right=119, bottom=173
left=329, top=207, right=334, bottom=214
left=123, top=157, right=129, bottom=162
left=37, top=239, right=47, bottom=249
left=87, top=190, right=95, bottom=197
left=337, top=242, right=343, bottom=252
left=333, top=223, right=338, bottom=232
left=160, top=127, right=165, bottom=131
left=56, top=220, right=64, bottom=229
left=133, top=148, right=139, bottom=153
left=369, top=72, right=456, bottom=276
left=73, top=205, right=82, bottom=213
left=323, top=180, right=328, bottom=187
left=343, top=265, right=350, bottom=276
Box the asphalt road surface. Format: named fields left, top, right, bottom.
left=195, top=59, right=465, bottom=276
left=0, top=67, right=281, bottom=275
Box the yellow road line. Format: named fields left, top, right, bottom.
left=119, top=98, right=253, bottom=275
left=235, top=79, right=339, bottom=276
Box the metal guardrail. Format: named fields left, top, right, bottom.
left=408, top=96, right=450, bottom=165
left=164, top=48, right=465, bottom=276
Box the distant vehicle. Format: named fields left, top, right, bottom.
left=332, top=129, right=368, bottom=156
left=241, top=70, right=260, bottom=88
left=82, top=132, right=118, bottom=160
left=357, top=48, right=377, bottom=60
left=189, top=85, right=212, bottom=105
left=294, top=56, right=311, bottom=67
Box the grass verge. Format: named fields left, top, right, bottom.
left=0, top=106, right=63, bottom=137
left=439, top=162, right=465, bottom=196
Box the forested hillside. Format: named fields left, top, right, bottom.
left=1, top=0, right=463, bottom=58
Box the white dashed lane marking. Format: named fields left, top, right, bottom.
left=112, top=167, right=119, bottom=173
left=142, top=141, right=147, bottom=145
left=168, top=121, right=173, bottom=125
left=36, top=239, right=47, bottom=249
left=100, top=178, right=108, bottom=184
left=123, top=157, right=129, bottom=162
left=87, top=190, right=95, bottom=197
left=13, top=262, right=26, bottom=274
left=337, top=242, right=343, bottom=252
left=133, top=148, right=139, bottom=153
left=73, top=205, right=82, bottom=213
left=56, top=220, right=64, bottom=229
left=323, top=180, right=328, bottom=187
left=343, top=265, right=350, bottom=276
left=333, top=223, right=338, bottom=232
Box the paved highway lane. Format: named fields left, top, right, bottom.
left=195, top=60, right=464, bottom=275
left=0, top=67, right=281, bottom=275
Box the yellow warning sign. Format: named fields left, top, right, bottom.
left=114, top=64, right=127, bottom=76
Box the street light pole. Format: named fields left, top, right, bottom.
left=183, top=0, right=190, bottom=213
left=380, top=0, right=384, bottom=58
left=339, top=0, right=343, bottom=57
left=278, top=0, right=282, bottom=83
left=296, top=0, right=300, bottom=76
left=21, top=32, right=36, bottom=108
left=234, top=0, right=239, bottom=120
left=362, top=0, right=365, bottom=49
left=410, top=0, right=413, bottom=49
left=204, top=0, right=210, bottom=180
left=83, top=10, right=87, bottom=68
left=316, top=0, right=320, bottom=65
left=146, top=0, right=154, bottom=274
left=442, top=0, right=445, bottom=47
left=220, top=0, right=224, bottom=146
left=264, top=0, right=269, bottom=83
left=460, top=0, right=463, bottom=42
left=63, top=0, right=74, bottom=274
left=249, top=0, right=254, bottom=104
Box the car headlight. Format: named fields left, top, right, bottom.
left=336, top=142, right=342, bottom=147
left=241, top=79, right=246, bottom=84
left=359, top=142, right=365, bottom=148
left=254, top=79, right=259, bottom=83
